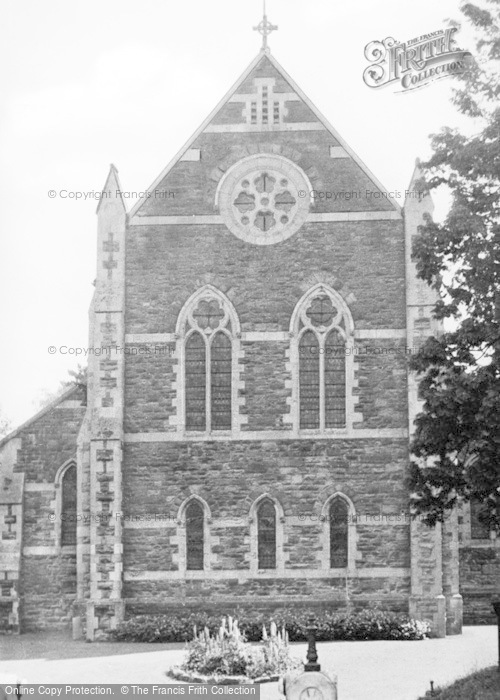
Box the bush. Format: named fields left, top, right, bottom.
left=113, top=612, right=215, bottom=643
left=112, top=608, right=429, bottom=643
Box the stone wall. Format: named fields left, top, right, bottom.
left=240, top=341, right=290, bottom=431
left=457, top=503, right=500, bottom=624
left=21, top=551, right=77, bottom=631
left=460, top=547, right=500, bottom=624
left=125, top=221, right=406, bottom=337
left=0, top=386, right=86, bottom=631
left=121, top=439, right=411, bottom=610
left=13, top=389, right=85, bottom=483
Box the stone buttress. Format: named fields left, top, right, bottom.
left=77, top=166, right=126, bottom=640
left=404, top=162, right=462, bottom=637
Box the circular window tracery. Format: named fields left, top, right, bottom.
left=217, top=155, right=311, bottom=245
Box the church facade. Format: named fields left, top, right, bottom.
left=1, top=45, right=498, bottom=639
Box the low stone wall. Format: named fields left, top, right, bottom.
left=461, top=591, right=497, bottom=625
left=125, top=593, right=410, bottom=618
left=21, top=552, right=77, bottom=631
left=460, top=546, right=500, bottom=624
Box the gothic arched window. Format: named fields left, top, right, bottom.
left=299, top=330, right=320, bottom=429
left=257, top=499, right=277, bottom=569
left=185, top=500, right=205, bottom=570
left=185, top=332, right=207, bottom=430
left=179, top=289, right=239, bottom=433
left=294, top=287, right=350, bottom=431
left=329, top=497, right=349, bottom=568
left=324, top=329, right=347, bottom=429
left=470, top=498, right=491, bottom=540
left=61, top=463, right=77, bottom=547
left=211, top=332, right=232, bottom=430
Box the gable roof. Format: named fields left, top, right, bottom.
left=0, top=385, right=85, bottom=449
left=130, top=49, right=401, bottom=218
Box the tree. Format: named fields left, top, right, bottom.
left=67, top=364, right=88, bottom=389
left=35, top=364, right=88, bottom=411
left=0, top=410, right=12, bottom=439
left=409, top=1, right=500, bottom=532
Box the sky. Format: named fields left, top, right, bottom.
left=0, top=0, right=477, bottom=429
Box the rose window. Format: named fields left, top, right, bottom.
left=217, top=155, right=311, bottom=245
left=232, top=172, right=298, bottom=235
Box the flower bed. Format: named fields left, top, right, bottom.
left=166, top=617, right=302, bottom=683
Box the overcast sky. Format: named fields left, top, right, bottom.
left=0, top=0, right=476, bottom=428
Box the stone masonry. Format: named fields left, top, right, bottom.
left=0, top=47, right=498, bottom=637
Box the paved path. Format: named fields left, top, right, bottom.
left=0, top=626, right=497, bottom=700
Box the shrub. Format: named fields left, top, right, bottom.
left=112, top=608, right=429, bottom=644
left=113, top=612, right=217, bottom=643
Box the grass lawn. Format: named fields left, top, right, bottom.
left=417, top=666, right=500, bottom=699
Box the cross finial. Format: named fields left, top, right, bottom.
left=253, top=0, right=278, bottom=51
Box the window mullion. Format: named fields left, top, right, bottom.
left=319, top=333, right=325, bottom=431
left=206, top=337, right=211, bottom=433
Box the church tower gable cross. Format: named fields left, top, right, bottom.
left=253, top=1, right=278, bottom=51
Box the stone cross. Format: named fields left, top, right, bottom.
left=253, top=0, right=278, bottom=50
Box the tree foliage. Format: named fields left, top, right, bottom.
left=35, top=364, right=88, bottom=411
left=0, top=410, right=12, bottom=440
left=409, top=1, right=500, bottom=531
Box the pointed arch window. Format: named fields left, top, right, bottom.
left=329, top=497, right=349, bottom=568
left=470, top=498, right=491, bottom=540
left=179, top=290, right=239, bottom=433
left=324, top=330, right=347, bottom=428
left=185, top=333, right=207, bottom=430
left=299, top=330, right=320, bottom=429
left=257, top=499, right=277, bottom=569
left=294, top=287, right=350, bottom=431
left=61, top=463, right=77, bottom=547
left=211, top=332, right=232, bottom=429
left=185, top=500, right=205, bottom=570
left=321, top=493, right=356, bottom=571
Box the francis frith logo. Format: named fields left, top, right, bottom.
left=363, top=27, right=473, bottom=92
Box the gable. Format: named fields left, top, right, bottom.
left=0, top=386, right=86, bottom=485
left=130, top=52, right=400, bottom=220
left=211, top=56, right=320, bottom=127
